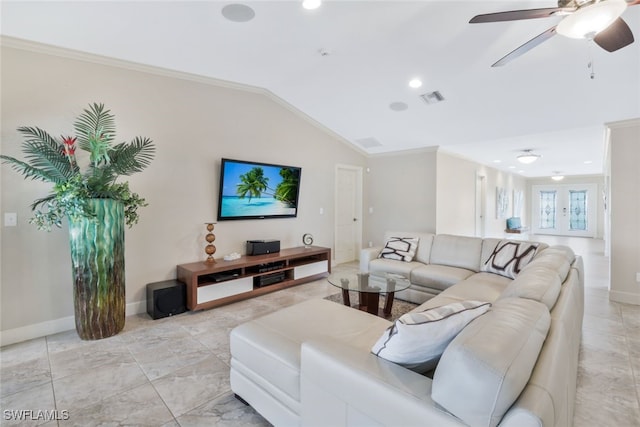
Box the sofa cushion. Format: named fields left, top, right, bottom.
left=230, top=299, right=391, bottom=405
left=369, top=258, right=422, bottom=279
left=432, top=298, right=551, bottom=427
left=410, top=264, right=475, bottom=292
left=429, top=234, right=483, bottom=272
left=501, top=266, right=562, bottom=310
left=378, top=236, right=419, bottom=262
left=383, top=231, right=435, bottom=264
left=371, top=300, right=490, bottom=373
left=482, top=240, right=541, bottom=279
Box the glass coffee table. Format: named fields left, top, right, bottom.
left=327, top=272, right=411, bottom=318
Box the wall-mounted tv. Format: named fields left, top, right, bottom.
left=217, top=158, right=302, bottom=221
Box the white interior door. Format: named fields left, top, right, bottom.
left=335, top=165, right=362, bottom=264
left=531, top=184, right=597, bottom=237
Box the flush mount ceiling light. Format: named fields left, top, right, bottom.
left=302, top=0, right=322, bottom=10
left=517, top=149, right=541, bottom=164
left=221, top=4, right=255, bottom=22
left=556, top=0, right=627, bottom=39
left=551, top=171, right=565, bottom=181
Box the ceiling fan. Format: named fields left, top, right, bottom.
left=470, top=0, right=639, bottom=67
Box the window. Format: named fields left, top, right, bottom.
left=569, top=190, right=587, bottom=231
left=539, top=191, right=556, bottom=229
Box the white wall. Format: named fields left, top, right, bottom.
left=364, top=149, right=437, bottom=247
left=606, top=118, right=640, bottom=305
left=0, top=42, right=367, bottom=341
left=436, top=150, right=528, bottom=238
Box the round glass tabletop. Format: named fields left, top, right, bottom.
left=327, top=272, right=411, bottom=294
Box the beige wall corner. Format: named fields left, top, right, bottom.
left=606, top=118, right=640, bottom=306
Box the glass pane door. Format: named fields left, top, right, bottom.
left=531, top=184, right=597, bottom=237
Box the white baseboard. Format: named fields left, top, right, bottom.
left=609, top=290, right=640, bottom=306
left=0, top=300, right=147, bottom=347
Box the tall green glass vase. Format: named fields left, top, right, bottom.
left=68, top=199, right=125, bottom=340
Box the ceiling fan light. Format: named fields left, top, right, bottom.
left=556, top=0, right=627, bottom=39
left=517, top=150, right=541, bottom=164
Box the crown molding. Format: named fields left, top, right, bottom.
left=0, top=36, right=364, bottom=156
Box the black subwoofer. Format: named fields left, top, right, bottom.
left=146, top=279, right=186, bottom=319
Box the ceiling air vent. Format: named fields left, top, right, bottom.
left=355, top=137, right=383, bottom=148
left=420, top=91, right=445, bottom=105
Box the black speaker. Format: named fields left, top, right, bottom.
left=246, top=240, right=280, bottom=255
left=146, top=280, right=186, bottom=320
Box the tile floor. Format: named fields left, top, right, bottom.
left=1, top=236, right=639, bottom=426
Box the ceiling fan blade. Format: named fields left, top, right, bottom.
left=594, top=18, right=634, bottom=52
left=492, top=27, right=557, bottom=67
left=470, top=7, right=573, bottom=23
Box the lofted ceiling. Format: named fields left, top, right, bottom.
left=1, top=0, right=639, bottom=178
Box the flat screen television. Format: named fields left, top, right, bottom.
left=217, top=158, right=302, bottom=221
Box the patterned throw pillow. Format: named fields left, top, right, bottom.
left=483, top=240, right=539, bottom=279
left=378, top=237, right=419, bottom=262
left=371, top=300, right=491, bottom=373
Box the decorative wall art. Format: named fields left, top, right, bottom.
left=496, top=187, right=510, bottom=219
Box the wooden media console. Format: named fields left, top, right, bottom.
left=177, top=246, right=331, bottom=311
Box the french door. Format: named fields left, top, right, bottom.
left=531, top=184, right=597, bottom=237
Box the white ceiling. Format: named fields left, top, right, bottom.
left=2, top=0, right=639, bottom=177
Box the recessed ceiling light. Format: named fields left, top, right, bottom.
left=584, top=160, right=593, bottom=164
left=493, top=160, right=502, bottom=163
left=409, top=78, right=423, bottom=89
left=302, top=0, right=322, bottom=10
left=221, top=4, right=255, bottom=22
left=508, top=165, right=516, bottom=169
left=389, top=102, right=408, bottom=112
left=518, top=170, right=525, bottom=174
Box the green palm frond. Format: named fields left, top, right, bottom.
left=106, top=137, right=156, bottom=176
left=0, top=126, right=76, bottom=184
left=74, top=103, right=115, bottom=164
left=0, top=155, right=65, bottom=183
left=18, top=126, right=78, bottom=181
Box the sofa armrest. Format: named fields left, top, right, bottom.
left=360, top=246, right=382, bottom=272
left=300, top=338, right=465, bottom=427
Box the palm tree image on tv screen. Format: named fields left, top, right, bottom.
left=219, top=160, right=301, bottom=219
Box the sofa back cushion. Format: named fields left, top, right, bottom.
left=429, top=234, right=483, bottom=272
left=383, top=231, right=434, bottom=264
left=432, top=298, right=551, bottom=427
left=499, top=266, right=562, bottom=310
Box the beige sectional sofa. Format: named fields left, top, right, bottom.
left=230, top=233, right=584, bottom=427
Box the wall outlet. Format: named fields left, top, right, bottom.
left=368, top=241, right=373, bottom=247
left=636, top=272, right=640, bottom=283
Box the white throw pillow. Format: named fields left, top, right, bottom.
left=371, top=300, right=491, bottom=373
left=482, top=240, right=539, bottom=279
left=378, top=237, right=419, bottom=262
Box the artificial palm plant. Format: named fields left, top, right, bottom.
left=1, top=103, right=155, bottom=339
left=1, top=103, right=154, bottom=230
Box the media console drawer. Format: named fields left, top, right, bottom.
left=293, top=260, right=329, bottom=279
left=197, top=277, right=253, bottom=304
